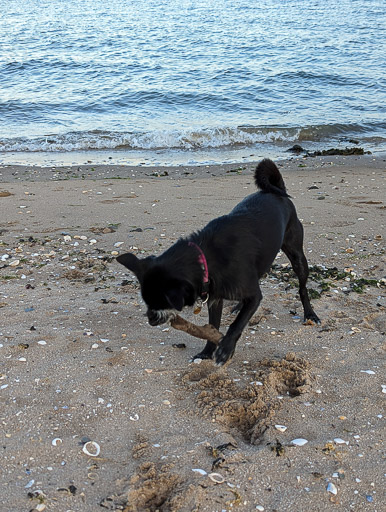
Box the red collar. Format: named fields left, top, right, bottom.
left=188, top=242, right=210, bottom=297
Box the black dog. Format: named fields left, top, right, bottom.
left=117, top=159, right=320, bottom=365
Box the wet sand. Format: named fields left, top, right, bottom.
left=0, top=155, right=385, bottom=511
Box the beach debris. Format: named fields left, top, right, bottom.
left=326, top=482, right=338, bottom=495
left=208, top=472, right=225, bottom=484
left=192, top=468, right=207, bottom=476
left=82, top=441, right=101, bottom=457
left=291, top=438, right=308, bottom=446
left=287, top=144, right=305, bottom=154
left=275, top=425, right=287, bottom=432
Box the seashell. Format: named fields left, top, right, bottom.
left=381, top=385, right=386, bottom=394
left=52, top=438, right=62, bottom=446
left=345, top=248, right=354, bottom=253
left=130, top=414, right=139, bottom=421
left=326, top=482, right=338, bottom=495
left=291, top=438, right=308, bottom=446
left=9, top=259, right=20, bottom=267
left=374, top=234, right=382, bottom=240
left=334, top=438, right=349, bottom=445
left=37, top=340, right=47, bottom=345
left=82, top=441, right=100, bottom=457
left=208, top=472, right=225, bottom=484
left=256, top=507, right=265, bottom=512
left=360, top=370, right=375, bottom=375
left=275, top=425, right=287, bottom=432
left=192, top=468, right=207, bottom=475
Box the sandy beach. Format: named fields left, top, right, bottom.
left=0, top=154, right=385, bottom=512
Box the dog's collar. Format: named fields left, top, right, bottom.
left=188, top=241, right=210, bottom=300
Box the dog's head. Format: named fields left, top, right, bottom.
left=116, top=252, right=196, bottom=325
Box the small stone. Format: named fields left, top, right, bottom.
left=327, top=482, right=337, bottom=495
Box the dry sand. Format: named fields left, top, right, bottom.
left=0, top=155, right=385, bottom=512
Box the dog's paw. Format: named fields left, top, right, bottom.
left=303, top=312, right=321, bottom=325
left=191, top=350, right=214, bottom=362
left=214, top=345, right=235, bottom=366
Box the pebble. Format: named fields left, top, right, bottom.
left=327, top=482, right=338, bottom=495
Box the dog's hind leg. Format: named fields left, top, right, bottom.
left=215, top=290, right=262, bottom=365
left=282, top=220, right=320, bottom=324
left=192, top=299, right=223, bottom=360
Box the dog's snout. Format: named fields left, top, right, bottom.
left=147, top=309, right=176, bottom=326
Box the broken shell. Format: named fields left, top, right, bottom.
left=334, top=438, right=349, bottom=445
left=361, top=370, right=375, bottom=375
left=382, top=385, right=386, bottom=394
left=291, top=438, right=308, bottom=446
left=82, top=441, right=100, bottom=457
left=275, top=425, right=287, bottom=432
left=192, top=468, right=207, bottom=476
left=9, top=259, right=20, bottom=267
left=52, top=438, right=63, bottom=446
left=208, top=472, right=225, bottom=484
left=327, top=482, right=338, bottom=495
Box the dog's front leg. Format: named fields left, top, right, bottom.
left=192, top=299, right=223, bottom=360
left=215, top=290, right=262, bottom=366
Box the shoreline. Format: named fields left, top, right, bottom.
left=1, top=153, right=385, bottom=183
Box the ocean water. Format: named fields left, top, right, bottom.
left=0, top=0, right=385, bottom=166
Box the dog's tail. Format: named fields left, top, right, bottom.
left=254, top=159, right=289, bottom=197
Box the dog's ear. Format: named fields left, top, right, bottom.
left=164, top=280, right=195, bottom=311
left=116, top=253, right=146, bottom=281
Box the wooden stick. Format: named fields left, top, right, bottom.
left=170, top=314, right=223, bottom=345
